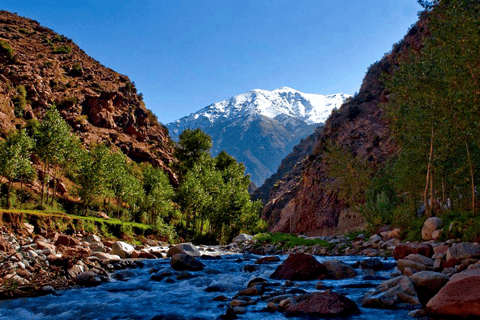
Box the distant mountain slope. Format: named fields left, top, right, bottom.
left=0, top=11, right=175, bottom=181
left=167, top=87, right=349, bottom=186
left=261, top=14, right=429, bottom=235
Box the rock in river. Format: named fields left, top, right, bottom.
left=170, top=253, right=204, bottom=271
left=270, top=253, right=328, bottom=281
left=285, top=291, right=359, bottom=317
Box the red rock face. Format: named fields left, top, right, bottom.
left=285, top=291, right=359, bottom=317
left=270, top=253, right=328, bottom=281
left=393, top=243, right=434, bottom=260
left=262, top=15, right=429, bottom=235
left=427, top=269, right=480, bottom=318
left=0, top=11, right=176, bottom=189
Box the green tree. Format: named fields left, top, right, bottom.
left=173, top=128, right=212, bottom=178
left=142, top=163, right=174, bottom=228
left=35, top=106, right=73, bottom=208
left=0, top=129, right=35, bottom=208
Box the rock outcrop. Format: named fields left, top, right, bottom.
left=260, top=12, right=429, bottom=235
left=0, top=10, right=176, bottom=191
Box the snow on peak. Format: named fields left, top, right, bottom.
left=169, top=88, right=351, bottom=128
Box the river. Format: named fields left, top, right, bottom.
left=0, top=254, right=411, bottom=320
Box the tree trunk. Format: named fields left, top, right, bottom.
left=430, top=169, right=435, bottom=216
left=424, top=126, right=435, bottom=217
left=465, top=139, right=476, bottom=215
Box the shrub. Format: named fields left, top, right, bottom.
left=0, top=40, right=14, bottom=60
left=53, top=45, right=72, bottom=54
left=12, top=85, right=27, bottom=117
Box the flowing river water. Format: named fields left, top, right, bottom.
left=0, top=254, right=411, bottom=320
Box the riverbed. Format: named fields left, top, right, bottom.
left=0, top=254, right=411, bottom=320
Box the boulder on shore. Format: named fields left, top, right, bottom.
left=394, top=243, right=433, bottom=260
left=111, top=241, right=135, bottom=259
left=232, top=234, right=253, bottom=243
left=285, top=291, right=359, bottom=317
left=409, top=271, right=449, bottom=306
left=421, top=217, right=443, bottom=241
left=444, top=242, right=480, bottom=268
left=167, top=243, right=201, bottom=257
left=427, top=269, right=480, bottom=318
left=270, top=253, right=328, bottom=281
left=362, top=276, right=422, bottom=309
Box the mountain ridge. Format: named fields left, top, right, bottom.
left=167, top=88, right=350, bottom=186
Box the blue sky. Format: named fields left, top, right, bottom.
left=2, top=1, right=422, bottom=124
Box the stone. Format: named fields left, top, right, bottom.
left=85, top=234, right=102, bottom=244
left=236, top=285, right=263, bottom=297
left=394, top=243, right=433, bottom=260
left=397, top=259, right=427, bottom=274
left=323, top=260, right=356, bottom=279
left=285, top=291, right=359, bottom=317
left=362, top=276, right=422, bottom=309
left=405, top=254, right=434, bottom=267
left=445, top=242, right=480, bottom=267
left=90, top=242, right=106, bottom=253
left=361, top=258, right=383, bottom=271
left=0, top=235, right=14, bottom=253
left=247, top=277, right=267, bottom=287
left=232, top=234, right=253, bottom=243
left=74, top=271, right=102, bottom=287
left=55, top=235, right=79, bottom=247
left=432, top=230, right=442, bottom=241
left=266, top=302, right=278, bottom=311
left=427, top=269, right=480, bottom=318
left=170, top=253, right=204, bottom=271
left=369, top=234, right=382, bottom=243
left=409, top=271, right=449, bottom=306
left=40, top=285, right=59, bottom=296
left=422, top=217, right=443, bottom=241
left=111, top=241, right=135, bottom=259
left=255, top=256, right=280, bottom=264
left=23, top=223, right=34, bottom=234
left=167, top=243, right=201, bottom=257
left=91, top=252, right=121, bottom=261
left=270, top=253, right=328, bottom=281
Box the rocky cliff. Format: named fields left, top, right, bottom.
left=262, top=14, right=429, bottom=235
left=0, top=11, right=175, bottom=181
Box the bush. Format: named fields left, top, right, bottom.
left=12, top=85, right=27, bottom=117
left=53, top=45, right=72, bottom=54
left=0, top=40, right=14, bottom=60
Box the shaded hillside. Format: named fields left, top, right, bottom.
left=262, top=14, right=429, bottom=235
left=0, top=11, right=175, bottom=182
left=253, top=125, right=323, bottom=203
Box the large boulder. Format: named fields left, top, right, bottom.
left=410, top=271, right=449, bottom=306
left=393, top=243, right=433, bottom=260
left=397, top=259, right=427, bottom=274
left=362, top=276, right=422, bottom=309
left=111, top=241, right=135, bottom=258
left=74, top=271, right=102, bottom=287
left=232, top=234, right=253, bottom=243
left=421, top=217, right=443, bottom=241
left=323, top=260, right=356, bottom=279
left=270, top=253, right=328, bottom=281
left=170, top=253, right=204, bottom=271
left=445, top=242, right=480, bottom=267
left=55, top=235, right=80, bottom=247
left=404, top=254, right=434, bottom=268
left=427, top=269, right=480, bottom=318
left=167, top=243, right=201, bottom=257
left=285, top=291, right=359, bottom=317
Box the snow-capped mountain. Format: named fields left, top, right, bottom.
left=167, top=87, right=350, bottom=186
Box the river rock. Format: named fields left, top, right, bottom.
left=323, top=260, right=356, bottom=279
left=397, top=259, right=427, bottom=274
left=170, top=253, right=204, bottom=271
left=445, top=242, right=480, bottom=267
left=285, top=291, right=359, bottom=317
left=0, top=235, right=14, bottom=253
left=422, top=217, right=443, bottom=241
left=361, top=258, right=383, bottom=271
left=394, top=243, right=433, bottom=260
left=74, top=271, right=102, bottom=287
left=232, top=234, right=253, bottom=243
left=111, top=241, right=134, bottom=258
left=85, top=234, right=102, bottom=244
left=427, top=269, right=480, bottom=318
left=270, top=253, right=328, bottom=281
left=91, top=252, right=121, bottom=261
left=362, top=276, right=422, bottom=309
left=404, top=254, right=434, bottom=267
left=55, top=235, right=80, bottom=247
left=167, top=243, right=201, bottom=257
left=409, top=271, right=449, bottom=305
left=255, top=256, right=280, bottom=264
